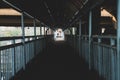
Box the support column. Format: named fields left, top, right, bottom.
left=44, top=26, right=46, bottom=48
left=40, top=23, right=42, bottom=36
left=33, top=19, right=36, bottom=55
left=40, top=26, right=42, bottom=35
left=21, top=12, right=25, bottom=69
left=117, top=0, right=120, bottom=80
left=0, top=45, right=2, bottom=79
left=34, top=19, right=36, bottom=39
left=44, top=26, right=46, bottom=36
left=79, top=19, right=82, bottom=56
left=88, top=11, right=92, bottom=70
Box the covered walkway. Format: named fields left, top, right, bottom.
left=12, top=38, right=103, bottom=80
left=0, top=0, right=119, bottom=80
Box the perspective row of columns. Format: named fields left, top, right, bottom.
left=77, top=0, right=120, bottom=80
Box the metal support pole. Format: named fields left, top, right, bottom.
left=44, top=26, right=46, bottom=36
left=34, top=19, right=36, bottom=39
left=33, top=19, right=36, bottom=55
left=21, top=12, right=26, bottom=69
left=88, top=11, right=92, bottom=70
left=79, top=19, right=82, bottom=56
left=40, top=25, right=42, bottom=36
left=117, top=0, right=120, bottom=79
left=0, top=51, right=2, bottom=79
left=2, top=0, right=21, bottom=12
left=44, top=26, right=46, bottom=48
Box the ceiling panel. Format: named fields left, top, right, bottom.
left=1, top=0, right=116, bottom=29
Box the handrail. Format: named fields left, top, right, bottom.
left=93, top=41, right=117, bottom=49
left=92, top=35, right=116, bottom=39
left=0, top=42, right=22, bottom=50
left=0, top=35, right=45, bottom=50
left=0, top=38, right=44, bottom=50
left=79, top=35, right=117, bottom=39
left=0, top=35, right=44, bottom=41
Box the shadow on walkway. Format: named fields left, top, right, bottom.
left=13, top=40, right=104, bottom=80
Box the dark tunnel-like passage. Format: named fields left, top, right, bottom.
left=0, top=0, right=120, bottom=80
left=11, top=38, right=104, bottom=80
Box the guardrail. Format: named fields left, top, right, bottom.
left=0, top=35, right=45, bottom=80
left=67, top=35, right=117, bottom=80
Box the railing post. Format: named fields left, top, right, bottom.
left=117, top=0, right=120, bottom=79
left=110, top=38, right=115, bottom=80
left=11, top=39, right=15, bottom=76
left=98, top=37, right=102, bottom=76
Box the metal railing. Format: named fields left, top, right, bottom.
left=92, top=35, right=117, bottom=80
left=67, top=35, right=117, bottom=80
left=0, top=35, right=45, bottom=80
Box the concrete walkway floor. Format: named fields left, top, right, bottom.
left=12, top=40, right=104, bottom=80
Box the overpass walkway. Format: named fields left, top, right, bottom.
left=12, top=39, right=103, bottom=80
